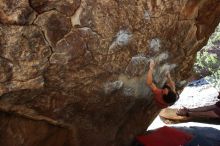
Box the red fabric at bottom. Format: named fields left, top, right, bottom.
left=137, top=126, right=192, bottom=146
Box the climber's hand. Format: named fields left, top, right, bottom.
left=149, top=60, right=155, bottom=70
left=166, top=71, right=171, bottom=79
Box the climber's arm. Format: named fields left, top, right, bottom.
left=146, top=60, right=158, bottom=91
left=166, top=72, right=176, bottom=92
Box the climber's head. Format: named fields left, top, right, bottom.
left=162, top=84, right=179, bottom=105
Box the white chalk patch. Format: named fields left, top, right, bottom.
left=104, top=80, right=123, bottom=95
left=149, top=38, right=161, bottom=52
left=125, top=54, right=150, bottom=77
left=144, top=10, right=151, bottom=20
left=130, top=55, right=148, bottom=65
left=8, top=62, right=13, bottom=67
left=109, top=30, right=132, bottom=53
left=170, top=64, right=177, bottom=69
left=78, top=27, right=98, bottom=36
left=123, top=87, right=135, bottom=97
left=79, top=27, right=90, bottom=31
left=119, top=74, right=151, bottom=98
left=154, top=52, right=169, bottom=62
left=159, top=63, right=177, bottom=74
left=116, top=30, right=132, bottom=46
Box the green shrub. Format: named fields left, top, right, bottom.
left=194, top=23, right=220, bottom=89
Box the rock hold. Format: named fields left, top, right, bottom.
left=109, top=30, right=133, bottom=54
left=125, top=55, right=149, bottom=77
left=149, top=38, right=161, bottom=52
left=104, top=80, right=123, bottom=95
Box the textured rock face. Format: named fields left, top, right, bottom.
left=0, top=24, right=51, bottom=96
left=0, top=0, right=220, bottom=146
left=0, top=112, right=73, bottom=146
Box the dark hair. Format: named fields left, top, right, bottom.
left=162, top=84, right=178, bottom=105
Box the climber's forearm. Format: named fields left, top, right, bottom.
left=166, top=75, right=176, bottom=92
left=146, top=68, right=154, bottom=86
left=147, top=60, right=157, bottom=90
left=167, top=75, right=173, bottom=83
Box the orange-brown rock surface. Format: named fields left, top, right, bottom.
left=0, top=0, right=220, bottom=146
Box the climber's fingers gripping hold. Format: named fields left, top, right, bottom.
left=149, top=60, right=155, bottom=70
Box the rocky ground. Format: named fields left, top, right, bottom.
left=172, top=78, right=219, bottom=109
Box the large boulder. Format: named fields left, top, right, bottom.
left=0, top=0, right=220, bottom=146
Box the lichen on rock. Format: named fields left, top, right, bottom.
left=0, top=0, right=37, bottom=25
left=0, top=24, right=51, bottom=95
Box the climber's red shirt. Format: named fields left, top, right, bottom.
left=152, top=88, right=168, bottom=109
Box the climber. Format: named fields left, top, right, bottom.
left=176, top=92, right=220, bottom=118
left=146, top=60, right=179, bottom=108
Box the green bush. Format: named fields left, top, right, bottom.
left=194, top=51, right=219, bottom=75
left=194, top=23, right=220, bottom=89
